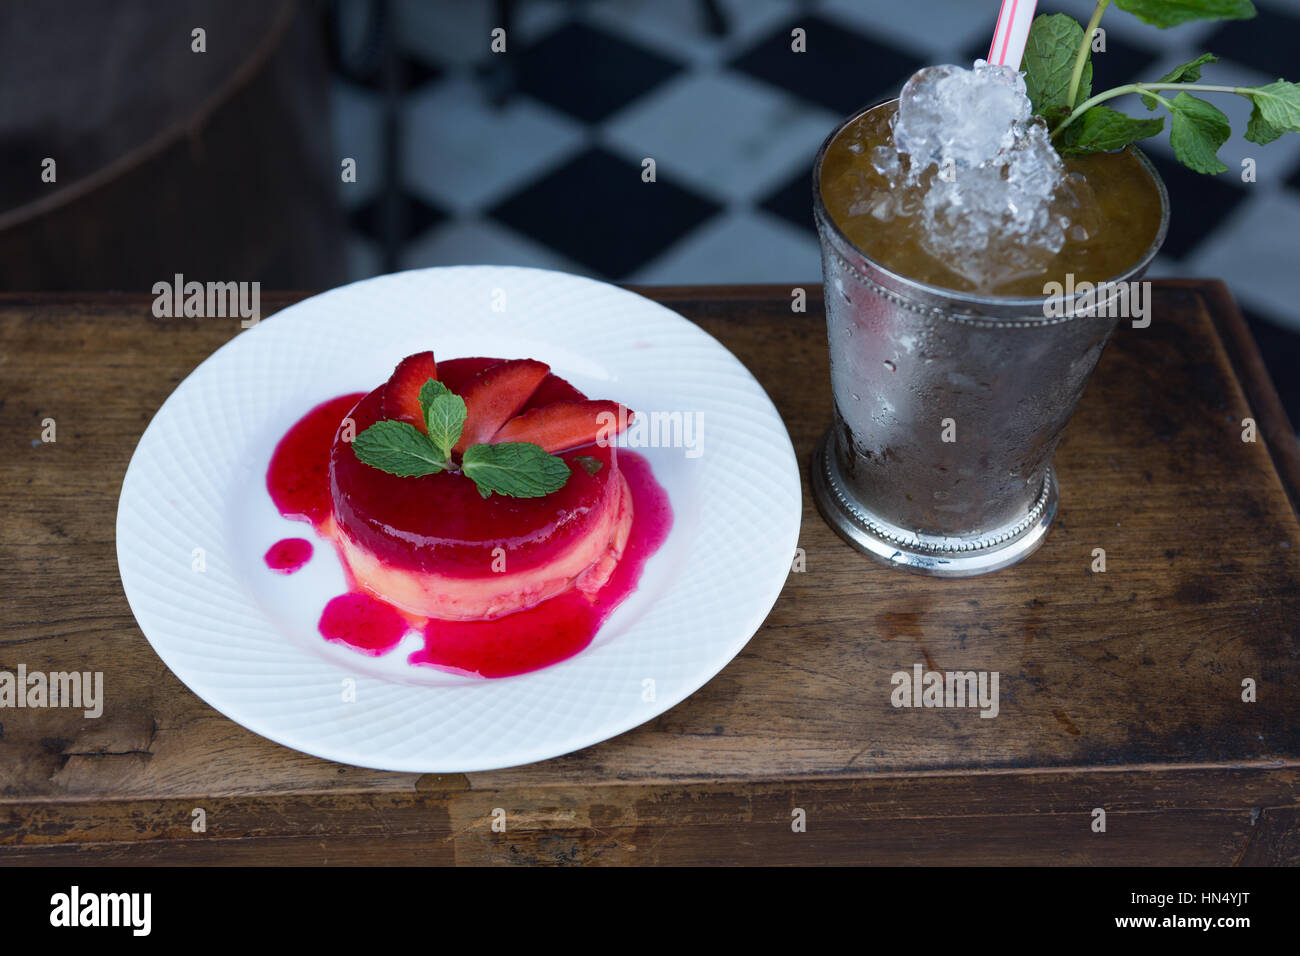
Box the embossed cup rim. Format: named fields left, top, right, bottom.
left=811, top=97, right=1171, bottom=322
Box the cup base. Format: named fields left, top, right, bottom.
left=810, top=429, right=1058, bottom=577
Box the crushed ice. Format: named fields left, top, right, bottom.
left=871, top=61, right=1100, bottom=290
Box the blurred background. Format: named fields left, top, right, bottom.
left=2, top=0, right=1297, bottom=425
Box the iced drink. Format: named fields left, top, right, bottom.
left=809, top=62, right=1169, bottom=575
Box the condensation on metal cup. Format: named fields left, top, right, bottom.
left=811, top=99, right=1170, bottom=577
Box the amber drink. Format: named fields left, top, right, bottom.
left=811, top=73, right=1168, bottom=576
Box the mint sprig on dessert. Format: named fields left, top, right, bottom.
left=1023, top=1, right=1300, bottom=173
left=352, top=376, right=572, bottom=499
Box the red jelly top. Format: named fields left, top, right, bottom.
left=328, top=357, right=621, bottom=577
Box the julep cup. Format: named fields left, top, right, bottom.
left=810, top=99, right=1169, bottom=577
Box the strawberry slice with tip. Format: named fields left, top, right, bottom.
left=492, top=400, right=632, bottom=453
left=453, top=359, right=551, bottom=454
left=383, top=351, right=439, bottom=431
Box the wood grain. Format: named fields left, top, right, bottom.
left=0, top=283, right=1296, bottom=864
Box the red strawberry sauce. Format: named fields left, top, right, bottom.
left=264, top=537, right=314, bottom=574
left=317, top=592, right=410, bottom=656
left=267, top=393, right=363, bottom=526
left=265, top=381, right=672, bottom=678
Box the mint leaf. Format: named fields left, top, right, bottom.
left=1245, top=103, right=1283, bottom=144
left=1143, top=53, right=1218, bottom=108
left=1059, top=106, right=1165, bottom=154
left=424, top=393, right=467, bottom=462
left=1249, top=80, right=1300, bottom=136
left=1244, top=80, right=1300, bottom=144
left=353, top=420, right=447, bottom=477
left=1023, top=14, right=1093, bottom=125
left=415, top=377, right=466, bottom=461
left=573, top=455, right=603, bottom=475
left=461, top=443, right=572, bottom=499
left=1113, top=0, right=1256, bottom=29
left=1166, top=92, right=1232, bottom=173
left=418, top=378, right=451, bottom=408
left=417, top=391, right=464, bottom=466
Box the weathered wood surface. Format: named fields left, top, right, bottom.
left=0, top=283, right=1296, bottom=864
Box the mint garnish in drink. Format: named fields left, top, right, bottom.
left=351, top=377, right=571, bottom=498
left=1023, top=1, right=1300, bottom=174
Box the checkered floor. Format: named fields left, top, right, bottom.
left=331, top=0, right=1300, bottom=425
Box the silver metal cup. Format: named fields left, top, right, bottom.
left=811, top=100, right=1169, bottom=577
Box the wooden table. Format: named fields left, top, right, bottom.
left=1, top=282, right=1297, bottom=866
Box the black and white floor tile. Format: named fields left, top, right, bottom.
left=331, top=0, right=1300, bottom=423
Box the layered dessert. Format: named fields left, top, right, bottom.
left=266, top=350, right=671, bottom=677
left=329, top=354, right=633, bottom=620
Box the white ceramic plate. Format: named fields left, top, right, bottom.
left=116, top=266, right=801, bottom=772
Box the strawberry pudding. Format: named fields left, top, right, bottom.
left=266, top=349, right=671, bottom=677
left=329, top=355, right=633, bottom=620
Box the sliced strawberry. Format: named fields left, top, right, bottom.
left=520, top=371, right=585, bottom=411
left=453, top=359, right=551, bottom=454
left=383, top=351, right=439, bottom=431
left=433, top=356, right=500, bottom=394
left=492, top=400, right=632, bottom=453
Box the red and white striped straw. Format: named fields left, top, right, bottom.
left=986, top=0, right=1039, bottom=68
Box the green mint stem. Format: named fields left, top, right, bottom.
left=1066, top=0, right=1109, bottom=109
left=1051, top=82, right=1251, bottom=138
